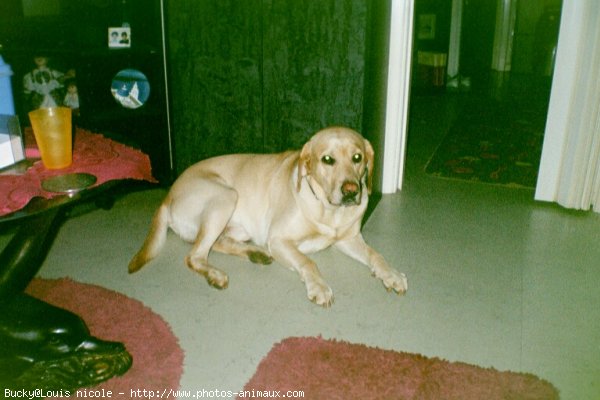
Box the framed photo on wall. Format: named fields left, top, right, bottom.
left=417, top=14, right=436, bottom=40
left=108, top=27, right=131, bottom=48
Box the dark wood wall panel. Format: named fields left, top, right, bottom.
left=261, top=0, right=368, bottom=151
left=167, top=0, right=368, bottom=174
left=167, top=0, right=264, bottom=172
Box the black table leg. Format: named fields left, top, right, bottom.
left=0, top=208, right=132, bottom=391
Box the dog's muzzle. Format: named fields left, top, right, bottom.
left=341, top=181, right=361, bottom=206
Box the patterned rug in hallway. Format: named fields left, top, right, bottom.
left=425, top=100, right=545, bottom=188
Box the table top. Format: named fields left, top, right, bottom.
left=0, top=127, right=157, bottom=220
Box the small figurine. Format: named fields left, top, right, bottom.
left=63, top=78, right=80, bottom=116
left=22, top=56, right=75, bottom=111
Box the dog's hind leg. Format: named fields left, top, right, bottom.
left=183, top=184, right=238, bottom=289
left=212, top=236, right=273, bottom=265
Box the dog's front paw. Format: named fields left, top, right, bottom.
left=379, top=269, right=408, bottom=295
left=306, top=279, right=334, bottom=307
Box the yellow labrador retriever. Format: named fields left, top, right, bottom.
left=129, top=127, right=407, bottom=306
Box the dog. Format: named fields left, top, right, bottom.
left=129, top=127, right=407, bottom=306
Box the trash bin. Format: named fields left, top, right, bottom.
left=417, top=51, right=448, bottom=88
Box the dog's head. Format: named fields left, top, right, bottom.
left=297, top=127, right=374, bottom=207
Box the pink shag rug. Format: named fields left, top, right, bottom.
left=242, top=336, right=559, bottom=400
left=25, top=278, right=183, bottom=399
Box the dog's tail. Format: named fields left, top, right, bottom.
left=128, top=204, right=169, bottom=273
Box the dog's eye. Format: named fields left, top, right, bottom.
left=352, top=153, right=362, bottom=164
left=321, top=155, right=336, bottom=165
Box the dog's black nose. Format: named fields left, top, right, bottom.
left=341, top=181, right=360, bottom=204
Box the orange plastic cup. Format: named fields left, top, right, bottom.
left=28, top=107, right=73, bottom=169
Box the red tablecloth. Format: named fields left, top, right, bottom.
left=0, top=128, right=157, bottom=216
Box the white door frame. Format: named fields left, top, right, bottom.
left=534, top=0, right=597, bottom=205
left=381, top=0, right=414, bottom=193
left=490, top=0, right=517, bottom=72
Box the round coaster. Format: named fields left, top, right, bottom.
left=41, top=173, right=97, bottom=194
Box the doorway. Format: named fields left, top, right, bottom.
left=404, top=0, right=562, bottom=189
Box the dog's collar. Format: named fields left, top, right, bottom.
left=304, top=176, right=320, bottom=201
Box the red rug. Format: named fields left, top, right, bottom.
left=25, top=278, right=183, bottom=399
left=242, top=336, right=559, bottom=400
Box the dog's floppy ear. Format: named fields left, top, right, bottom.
left=296, top=141, right=312, bottom=192
left=364, top=138, right=375, bottom=194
